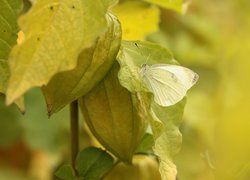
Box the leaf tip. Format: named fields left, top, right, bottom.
left=6, top=90, right=18, bottom=107
left=5, top=93, right=25, bottom=113
left=5, top=95, right=15, bottom=107
left=47, top=104, right=53, bottom=118
left=17, top=103, right=25, bottom=114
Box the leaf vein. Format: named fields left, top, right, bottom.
left=3, top=0, right=15, bottom=17
left=0, top=14, right=13, bottom=31
left=0, top=38, right=12, bottom=49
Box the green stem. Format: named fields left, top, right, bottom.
left=70, top=100, right=79, bottom=173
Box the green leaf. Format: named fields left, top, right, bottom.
left=80, top=62, right=148, bottom=162
left=143, top=0, right=183, bottom=13
left=117, top=40, right=177, bottom=93
left=0, top=0, right=24, bottom=110
left=117, top=41, right=186, bottom=180
left=0, top=60, right=10, bottom=95
left=102, top=0, right=119, bottom=9
left=0, top=0, right=21, bottom=60
left=135, top=133, right=154, bottom=154
left=55, top=164, right=76, bottom=180
left=42, top=14, right=121, bottom=115
left=6, top=0, right=118, bottom=105
left=150, top=100, right=185, bottom=180
left=76, top=147, right=114, bottom=180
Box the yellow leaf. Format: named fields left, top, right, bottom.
left=112, top=1, right=160, bottom=40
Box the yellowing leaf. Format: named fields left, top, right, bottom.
left=6, top=0, right=117, bottom=105
left=150, top=100, right=185, bottom=180
left=144, top=0, right=183, bottom=13
left=0, top=61, right=24, bottom=111
left=112, top=1, right=160, bottom=40
left=0, top=0, right=24, bottom=111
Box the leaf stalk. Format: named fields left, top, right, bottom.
left=70, top=100, right=79, bottom=174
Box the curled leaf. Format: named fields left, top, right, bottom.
left=42, top=14, right=121, bottom=115
left=150, top=100, right=186, bottom=180
left=117, top=41, right=187, bottom=180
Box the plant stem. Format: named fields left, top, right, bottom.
left=70, top=100, right=79, bottom=173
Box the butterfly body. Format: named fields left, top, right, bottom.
left=141, top=64, right=198, bottom=106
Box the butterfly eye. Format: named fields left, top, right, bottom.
left=141, top=64, right=149, bottom=71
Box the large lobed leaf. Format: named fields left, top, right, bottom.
left=0, top=0, right=24, bottom=110
left=42, top=13, right=121, bottom=115
left=117, top=41, right=186, bottom=180
left=6, top=0, right=117, bottom=105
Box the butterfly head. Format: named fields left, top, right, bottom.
left=141, top=63, right=149, bottom=70
left=140, top=63, right=150, bottom=78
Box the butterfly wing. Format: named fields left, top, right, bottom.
left=151, top=64, right=199, bottom=89
left=142, top=64, right=198, bottom=106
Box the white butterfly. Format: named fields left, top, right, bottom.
left=141, top=63, right=198, bottom=107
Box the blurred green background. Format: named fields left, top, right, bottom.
left=1, top=0, right=250, bottom=179
left=152, top=0, right=250, bottom=179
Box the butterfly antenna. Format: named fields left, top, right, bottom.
left=135, top=43, right=144, bottom=57
left=134, top=43, right=151, bottom=65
